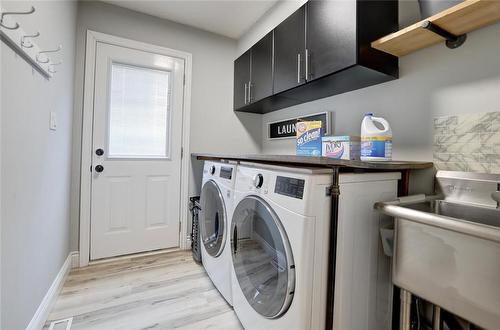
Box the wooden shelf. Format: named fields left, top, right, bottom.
left=371, top=0, right=500, bottom=57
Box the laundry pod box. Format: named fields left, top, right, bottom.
left=296, top=121, right=323, bottom=156
left=322, top=136, right=361, bottom=160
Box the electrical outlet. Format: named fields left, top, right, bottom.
left=50, top=111, right=57, bottom=130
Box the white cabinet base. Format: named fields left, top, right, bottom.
left=333, top=172, right=400, bottom=330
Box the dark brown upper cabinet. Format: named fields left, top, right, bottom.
left=233, top=50, right=251, bottom=110
left=250, top=32, right=274, bottom=103
left=306, top=0, right=357, bottom=81
left=234, top=0, right=399, bottom=114
left=274, top=5, right=306, bottom=94
left=233, top=33, right=273, bottom=110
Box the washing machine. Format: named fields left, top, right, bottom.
left=230, top=162, right=333, bottom=329
left=200, top=161, right=237, bottom=305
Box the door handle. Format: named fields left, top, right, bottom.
left=95, top=165, right=104, bottom=173
left=233, top=225, right=238, bottom=254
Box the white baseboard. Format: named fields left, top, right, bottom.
left=26, top=251, right=77, bottom=330
left=70, top=251, right=80, bottom=269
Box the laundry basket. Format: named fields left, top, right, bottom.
left=189, top=196, right=202, bottom=263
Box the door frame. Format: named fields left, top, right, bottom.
left=79, top=30, right=192, bottom=267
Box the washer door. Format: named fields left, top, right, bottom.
left=231, top=196, right=295, bottom=319
left=200, top=180, right=226, bottom=257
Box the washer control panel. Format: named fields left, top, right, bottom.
left=274, top=176, right=305, bottom=199
left=220, top=166, right=233, bottom=180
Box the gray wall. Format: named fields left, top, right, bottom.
left=0, top=1, right=77, bottom=329
left=70, top=1, right=262, bottom=251
left=238, top=1, right=500, bottom=163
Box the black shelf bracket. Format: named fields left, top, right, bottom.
left=421, top=20, right=467, bottom=49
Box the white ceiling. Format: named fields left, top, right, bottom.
left=101, top=0, right=280, bottom=39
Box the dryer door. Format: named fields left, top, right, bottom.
left=200, top=180, right=227, bottom=257
left=231, top=196, right=295, bottom=319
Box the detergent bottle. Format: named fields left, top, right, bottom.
left=360, top=113, right=392, bottom=161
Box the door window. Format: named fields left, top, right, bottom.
left=231, top=196, right=295, bottom=318
left=108, top=63, right=171, bottom=158
left=200, top=180, right=227, bottom=257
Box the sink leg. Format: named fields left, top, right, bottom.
left=400, top=289, right=412, bottom=330
left=433, top=305, right=441, bottom=330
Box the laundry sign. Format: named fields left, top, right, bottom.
left=268, top=112, right=332, bottom=139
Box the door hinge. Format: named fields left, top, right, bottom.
left=181, top=147, right=184, bottom=159
left=183, top=75, right=186, bottom=86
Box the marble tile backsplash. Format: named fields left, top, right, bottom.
left=434, top=111, right=500, bottom=174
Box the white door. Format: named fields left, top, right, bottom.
left=90, top=42, right=185, bottom=260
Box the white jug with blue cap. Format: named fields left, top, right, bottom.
left=360, top=113, right=392, bottom=161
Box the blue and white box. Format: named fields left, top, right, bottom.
left=296, top=121, right=323, bottom=156
left=322, top=136, right=361, bottom=160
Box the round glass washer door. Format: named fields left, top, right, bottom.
left=200, top=180, right=227, bottom=257
left=231, top=195, right=295, bottom=319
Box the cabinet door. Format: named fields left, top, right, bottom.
left=306, top=0, right=357, bottom=81
left=273, top=5, right=306, bottom=94
left=234, top=50, right=251, bottom=110
left=250, top=32, right=273, bottom=103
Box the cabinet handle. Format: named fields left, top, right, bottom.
left=244, top=83, right=248, bottom=105
left=305, top=48, right=310, bottom=80
left=297, top=53, right=302, bottom=84
left=248, top=81, right=253, bottom=103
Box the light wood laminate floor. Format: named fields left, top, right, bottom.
left=44, top=250, right=243, bottom=330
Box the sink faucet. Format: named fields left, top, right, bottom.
left=492, top=184, right=500, bottom=208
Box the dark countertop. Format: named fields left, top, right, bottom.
left=193, top=153, right=433, bottom=171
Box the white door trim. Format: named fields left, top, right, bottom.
left=79, top=30, right=192, bottom=267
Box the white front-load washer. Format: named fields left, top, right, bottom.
left=200, top=161, right=237, bottom=306
left=230, top=162, right=333, bottom=329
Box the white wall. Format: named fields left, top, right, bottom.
left=238, top=1, right=500, bottom=162
left=0, top=1, right=77, bottom=329
left=70, top=1, right=262, bottom=251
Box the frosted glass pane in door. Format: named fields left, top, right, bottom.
left=108, top=63, right=171, bottom=158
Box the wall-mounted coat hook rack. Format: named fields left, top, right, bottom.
left=21, top=31, right=40, bottom=48
left=421, top=20, right=467, bottom=49
left=0, top=6, right=35, bottom=30
left=36, top=45, right=62, bottom=64
left=1, top=5, right=62, bottom=79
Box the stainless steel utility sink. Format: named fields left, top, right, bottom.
left=376, top=171, right=500, bottom=330
left=408, top=199, right=500, bottom=227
